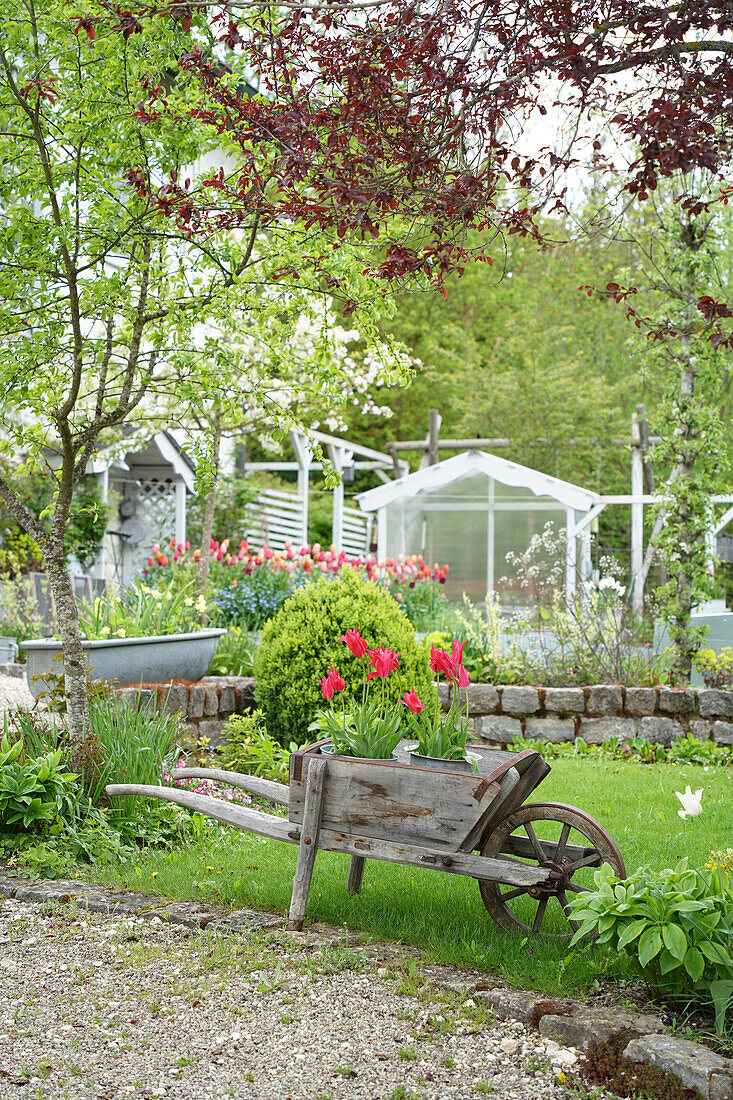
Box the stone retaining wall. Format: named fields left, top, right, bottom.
left=113, top=676, right=733, bottom=749
left=446, top=683, right=733, bottom=746
left=115, top=677, right=257, bottom=744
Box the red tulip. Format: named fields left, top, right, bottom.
left=320, top=676, right=335, bottom=700
left=340, top=629, right=368, bottom=658
left=401, top=690, right=424, bottom=714
left=366, top=646, right=400, bottom=681
left=429, top=645, right=454, bottom=678
left=457, top=663, right=470, bottom=688
left=327, top=666, right=346, bottom=692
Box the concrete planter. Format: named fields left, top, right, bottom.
left=21, top=629, right=227, bottom=699
left=0, top=636, right=19, bottom=664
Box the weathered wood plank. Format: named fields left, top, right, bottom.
left=105, top=783, right=552, bottom=888
left=289, top=754, right=501, bottom=850
left=171, top=768, right=289, bottom=807
left=105, top=784, right=294, bottom=843
left=346, top=855, right=366, bottom=894
left=459, top=767, right=521, bottom=853
left=502, top=834, right=600, bottom=864
left=288, top=758, right=327, bottom=930
left=315, top=827, right=549, bottom=887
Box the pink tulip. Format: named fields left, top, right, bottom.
left=401, top=690, right=424, bottom=714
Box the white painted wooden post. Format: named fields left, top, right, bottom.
left=630, top=416, right=644, bottom=613
left=174, top=481, right=186, bottom=547
left=327, top=444, right=353, bottom=552
left=487, top=476, right=496, bottom=595
left=290, top=430, right=311, bottom=546
left=565, top=509, right=577, bottom=601
left=377, top=506, right=387, bottom=561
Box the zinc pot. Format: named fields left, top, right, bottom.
left=21, top=629, right=227, bottom=699
left=408, top=751, right=476, bottom=773
left=320, top=744, right=398, bottom=762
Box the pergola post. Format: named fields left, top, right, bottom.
left=174, top=481, right=187, bottom=547
left=565, top=509, right=577, bottom=600
left=630, top=415, right=644, bottom=613
left=326, top=443, right=354, bottom=551
left=290, top=430, right=312, bottom=546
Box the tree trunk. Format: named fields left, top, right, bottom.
left=197, top=427, right=221, bottom=595
left=44, top=539, right=90, bottom=743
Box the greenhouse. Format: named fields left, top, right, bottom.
left=357, top=450, right=600, bottom=604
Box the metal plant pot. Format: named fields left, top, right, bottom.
left=21, top=629, right=227, bottom=698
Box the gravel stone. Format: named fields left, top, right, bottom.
left=0, top=671, right=34, bottom=713
left=0, top=897, right=568, bottom=1100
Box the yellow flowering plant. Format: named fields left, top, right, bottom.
left=78, top=577, right=209, bottom=639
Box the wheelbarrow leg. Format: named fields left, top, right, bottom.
left=288, top=757, right=326, bottom=930
left=346, top=855, right=366, bottom=894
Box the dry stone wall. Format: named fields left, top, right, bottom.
left=446, top=683, right=733, bottom=746
left=113, top=676, right=733, bottom=749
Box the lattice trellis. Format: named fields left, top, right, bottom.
left=121, top=478, right=178, bottom=583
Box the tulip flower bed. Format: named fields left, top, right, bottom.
left=85, top=754, right=733, bottom=999
left=146, top=537, right=450, bottom=633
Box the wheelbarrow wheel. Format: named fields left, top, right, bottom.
left=478, top=801, right=625, bottom=937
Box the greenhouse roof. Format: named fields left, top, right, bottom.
left=357, top=449, right=599, bottom=514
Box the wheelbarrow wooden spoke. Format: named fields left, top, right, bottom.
left=498, top=885, right=530, bottom=902
left=555, top=822, right=572, bottom=864
left=523, top=822, right=547, bottom=863
left=532, top=896, right=549, bottom=933
left=565, top=852, right=603, bottom=872
left=565, top=882, right=592, bottom=893
left=558, top=890, right=580, bottom=932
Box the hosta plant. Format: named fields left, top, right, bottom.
left=0, top=736, right=80, bottom=833
left=569, top=861, right=733, bottom=1035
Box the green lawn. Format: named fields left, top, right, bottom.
left=85, top=756, right=733, bottom=995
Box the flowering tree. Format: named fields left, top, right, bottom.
left=173, top=302, right=407, bottom=592
left=0, top=1, right=410, bottom=741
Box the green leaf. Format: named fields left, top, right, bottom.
left=662, top=923, right=688, bottom=962
left=683, top=945, right=705, bottom=983
left=711, top=981, right=733, bottom=1037
left=638, top=928, right=663, bottom=968
left=617, top=921, right=648, bottom=950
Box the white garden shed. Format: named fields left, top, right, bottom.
left=357, top=450, right=601, bottom=604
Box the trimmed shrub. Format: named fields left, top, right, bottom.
left=254, top=569, right=434, bottom=745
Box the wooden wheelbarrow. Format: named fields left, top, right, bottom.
left=107, top=740, right=625, bottom=936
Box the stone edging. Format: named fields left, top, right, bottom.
left=1, top=873, right=731, bottom=1098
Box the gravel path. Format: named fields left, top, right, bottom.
left=0, top=671, right=34, bottom=714
left=0, top=898, right=578, bottom=1100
